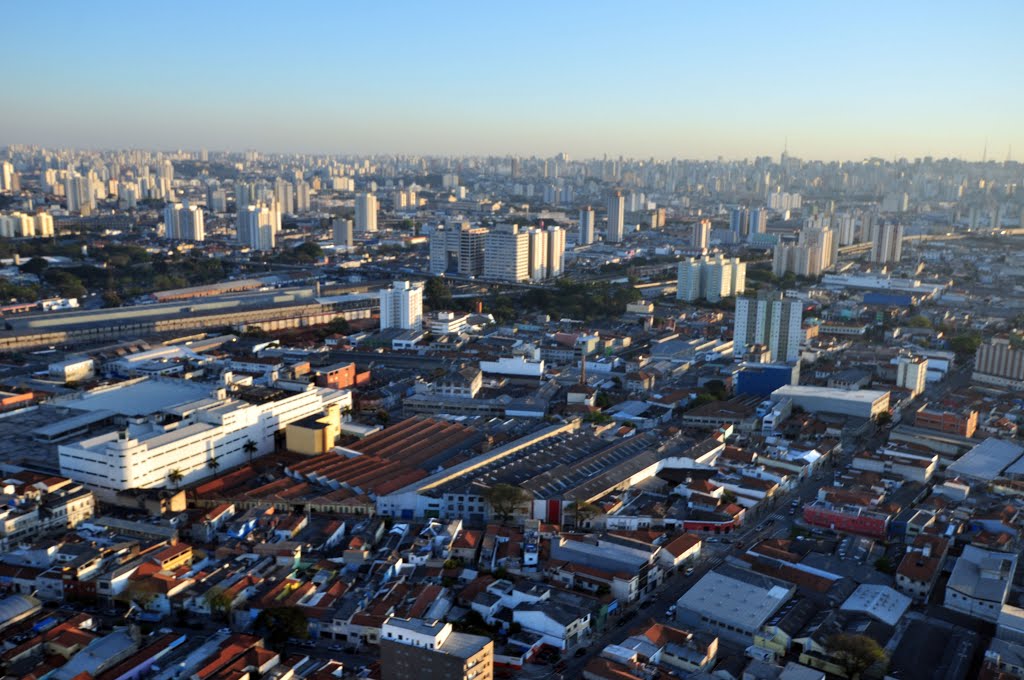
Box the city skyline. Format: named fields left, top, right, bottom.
left=3, top=1, right=1022, bottom=161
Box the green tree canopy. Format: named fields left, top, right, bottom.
left=255, top=606, right=308, bottom=648
left=483, top=483, right=532, bottom=524
left=826, top=632, right=887, bottom=678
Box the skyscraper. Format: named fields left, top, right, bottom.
left=579, top=207, right=595, bottom=245
left=238, top=204, right=276, bottom=251
left=606, top=191, right=625, bottom=243
left=379, top=280, right=424, bottom=331
left=869, top=222, right=904, bottom=264
left=734, top=292, right=804, bottom=363
left=355, top=192, right=379, bottom=232
left=676, top=255, right=746, bottom=302
left=484, top=224, right=529, bottom=282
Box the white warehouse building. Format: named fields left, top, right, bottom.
left=770, top=385, right=890, bottom=419
left=58, top=378, right=351, bottom=495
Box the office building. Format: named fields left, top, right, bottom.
left=546, top=226, right=566, bottom=278
left=381, top=617, right=493, bottom=680
left=238, top=204, right=277, bottom=251
left=379, top=280, right=424, bottom=331
left=579, top=206, right=595, bottom=245
left=606, top=191, right=625, bottom=243
left=356, top=192, right=379, bottom=232
left=163, top=202, right=205, bottom=242
left=332, top=218, right=353, bottom=250
left=430, top=223, right=487, bottom=276
left=57, top=378, right=351, bottom=495
left=974, top=337, right=1024, bottom=389
left=676, top=255, right=746, bottom=302
left=870, top=222, right=904, bottom=264
left=484, top=223, right=529, bottom=282
left=691, top=218, right=711, bottom=251
left=734, top=292, right=803, bottom=363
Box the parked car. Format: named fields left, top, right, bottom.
left=684, top=566, right=695, bottom=576
left=574, top=648, right=588, bottom=658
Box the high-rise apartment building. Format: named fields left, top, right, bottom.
left=484, top=223, right=529, bottom=282
left=274, top=178, right=294, bottom=214
left=527, top=228, right=548, bottom=282
left=579, top=207, right=595, bottom=245
left=0, top=212, right=36, bottom=238
left=333, top=218, right=353, bottom=250
left=546, top=226, right=566, bottom=278
left=606, top=191, right=625, bottom=243
left=430, top=223, right=487, bottom=276
left=677, top=255, right=746, bottom=302
left=163, top=202, right=205, bottom=241
left=0, top=161, right=13, bottom=192
left=730, top=208, right=749, bottom=239
left=773, top=222, right=836, bottom=277
left=379, top=280, right=424, bottom=331
left=870, top=222, right=904, bottom=264
left=734, top=292, right=804, bottom=363
left=895, top=354, right=928, bottom=397
left=380, top=617, right=493, bottom=680
left=356, top=192, right=379, bottom=232
left=691, top=218, right=711, bottom=251
left=65, top=172, right=96, bottom=215
left=238, top=204, right=277, bottom=251
left=294, top=181, right=311, bottom=213
left=749, top=207, right=768, bottom=236
left=34, top=212, right=54, bottom=238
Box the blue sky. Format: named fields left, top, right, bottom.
left=3, top=0, right=1022, bottom=160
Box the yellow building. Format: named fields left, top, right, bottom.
left=285, top=404, right=341, bottom=455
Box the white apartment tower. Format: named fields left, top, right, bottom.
left=379, top=280, right=424, bottom=331
left=356, top=192, right=379, bottom=232
left=579, top=207, right=595, bottom=245
left=484, top=223, right=529, bottom=282
left=238, top=204, right=277, bottom=251
left=677, top=255, right=746, bottom=302
left=870, top=222, right=904, bottom=264
left=163, top=202, right=205, bottom=241
left=606, top=191, right=625, bottom=243
left=691, top=218, right=711, bottom=250
left=546, top=225, right=566, bottom=278
left=527, top=228, right=548, bottom=282
left=734, top=292, right=804, bottom=363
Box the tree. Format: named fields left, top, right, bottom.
left=207, top=457, right=221, bottom=477
left=243, top=439, right=258, bottom=464
left=826, top=633, right=887, bottom=678
left=567, top=498, right=599, bottom=529
left=949, top=332, right=982, bottom=357
left=205, top=587, right=234, bottom=619
left=483, top=483, right=532, bottom=524
left=102, top=290, right=123, bottom=307
left=167, top=469, right=184, bottom=489
left=255, top=606, right=308, bottom=650
left=424, top=276, right=453, bottom=310
left=19, top=257, right=49, bottom=277
left=876, top=411, right=893, bottom=426
left=906, top=315, right=932, bottom=329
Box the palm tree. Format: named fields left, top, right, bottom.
left=207, top=457, right=221, bottom=478
left=243, top=439, right=258, bottom=465
left=167, top=469, right=184, bottom=489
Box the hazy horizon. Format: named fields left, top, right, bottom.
left=4, top=0, right=1022, bottom=162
